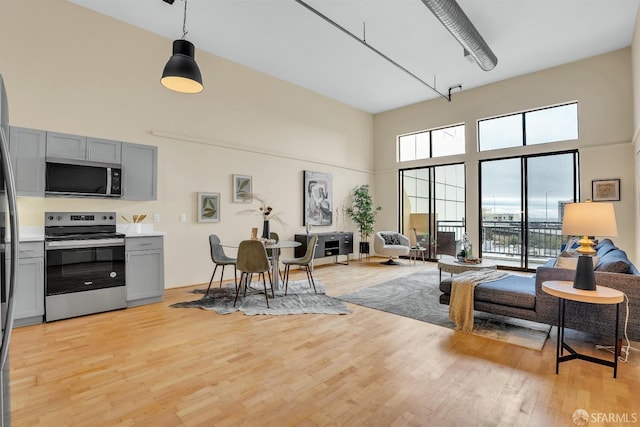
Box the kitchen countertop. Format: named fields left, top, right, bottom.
left=18, top=226, right=44, bottom=242
left=123, top=231, right=167, bottom=237
left=117, top=224, right=166, bottom=237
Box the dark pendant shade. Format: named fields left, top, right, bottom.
left=161, top=39, right=203, bottom=94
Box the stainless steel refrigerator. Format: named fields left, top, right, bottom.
left=0, top=73, right=21, bottom=426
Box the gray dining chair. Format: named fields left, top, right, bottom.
left=234, top=240, right=274, bottom=308
left=206, top=234, right=237, bottom=296
left=282, top=234, right=318, bottom=296
left=267, top=232, right=284, bottom=281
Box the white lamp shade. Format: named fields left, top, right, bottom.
left=561, top=202, right=618, bottom=237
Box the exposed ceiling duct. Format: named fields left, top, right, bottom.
left=420, top=0, right=498, bottom=71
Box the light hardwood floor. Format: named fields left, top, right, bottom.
left=9, top=258, right=640, bottom=426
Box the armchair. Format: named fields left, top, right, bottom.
left=373, top=231, right=410, bottom=265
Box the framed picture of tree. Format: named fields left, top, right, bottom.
left=198, top=192, right=220, bottom=222
left=233, top=175, right=252, bottom=203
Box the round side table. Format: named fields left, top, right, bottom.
left=542, top=280, right=624, bottom=378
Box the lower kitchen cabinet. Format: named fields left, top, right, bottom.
left=13, top=241, right=45, bottom=327
left=125, top=236, right=165, bottom=307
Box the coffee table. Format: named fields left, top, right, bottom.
left=437, top=257, right=497, bottom=282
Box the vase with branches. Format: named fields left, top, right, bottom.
left=346, top=185, right=381, bottom=252
left=237, top=194, right=286, bottom=238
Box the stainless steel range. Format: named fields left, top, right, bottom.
left=44, top=212, right=126, bottom=322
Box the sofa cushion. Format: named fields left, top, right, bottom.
left=440, top=275, right=536, bottom=310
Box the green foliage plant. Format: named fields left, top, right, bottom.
left=346, top=184, right=382, bottom=241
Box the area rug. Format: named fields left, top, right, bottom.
left=171, top=280, right=351, bottom=316
left=337, top=270, right=551, bottom=351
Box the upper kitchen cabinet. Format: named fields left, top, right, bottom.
left=122, top=142, right=157, bottom=201
left=87, top=137, right=122, bottom=164
left=9, top=126, right=46, bottom=197
left=46, top=131, right=122, bottom=164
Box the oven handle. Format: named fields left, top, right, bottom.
left=46, top=238, right=125, bottom=250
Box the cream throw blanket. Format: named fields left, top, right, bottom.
left=448, top=269, right=508, bottom=333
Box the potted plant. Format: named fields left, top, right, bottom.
left=346, top=184, right=381, bottom=255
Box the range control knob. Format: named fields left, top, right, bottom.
left=56, top=215, right=62, bottom=221
left=102, top=216, right=107, bottom=220
left=109, top=215, right=114, bottom=220
left=47, top=215, right=54, bottom=221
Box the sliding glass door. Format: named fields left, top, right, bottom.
left=400, top=164, right=465, bottom=259
left=480, top=151, right=578, bottom=269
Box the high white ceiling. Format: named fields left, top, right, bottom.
left=69, top=0, right=640, bottom=113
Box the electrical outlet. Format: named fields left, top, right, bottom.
left=153, top=213, right=160, bottom=223
left=179, top=214, right=186, bottom=223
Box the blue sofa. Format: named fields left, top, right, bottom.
left=439, top=239, right=640, bottom=341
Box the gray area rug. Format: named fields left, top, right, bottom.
left=337, top=269, right=551, bottom=350
left=171, top=280, right=351, bottom=316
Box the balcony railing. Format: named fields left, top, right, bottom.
left=434, top=219, right=564, bottom=267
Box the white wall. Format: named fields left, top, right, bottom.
left=0, top=0, right=374, bottom=288
left=632, top=6, right=640, bottom=263
left=373, top=49, right=636, bottom=262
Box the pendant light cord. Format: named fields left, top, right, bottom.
left=182, top=0, right=189, bottom=39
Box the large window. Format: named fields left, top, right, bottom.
left=398, top=124, right=465, bottom=162
left=479, top=151, right=579, bottom=269
left=478, top=103, right=578, bottom=151
left=400, top=164, right=465, bottom=259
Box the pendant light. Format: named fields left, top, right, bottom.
left=161, top=0, right=203, bottom=94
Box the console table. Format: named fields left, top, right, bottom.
left=294, top=232, right=353, bottom=265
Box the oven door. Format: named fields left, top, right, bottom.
left=45, top=239, right=125, bottom=295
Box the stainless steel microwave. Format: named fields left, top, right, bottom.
left=45, top=161, right=122, bottom=197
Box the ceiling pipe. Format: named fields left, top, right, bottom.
left=294, top=0, right=451, bottom=102
left=420, top=0, right=497, bottom=71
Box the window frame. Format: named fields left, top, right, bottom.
left=477, top=102, right=578, bottom=152
left=397, top=123, right=465, bottom=162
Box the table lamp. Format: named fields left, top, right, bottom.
left=561, top=201, right=618, bottom=290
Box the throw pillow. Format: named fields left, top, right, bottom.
left=595, top=249, right=631, bottom=273
left=555, top=256, right=600, bottom=270
left=381, top=233, right=401, bottom=245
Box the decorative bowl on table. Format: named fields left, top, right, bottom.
left=463, top=257, right=482, bottom=264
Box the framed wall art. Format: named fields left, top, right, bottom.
left=303, top=170, right=332, bottom=226
left=592, top=179, right=620, bottom=202
left=198, top=192, right=220, bottom=222
left=233, top=174, right=252, bottom=203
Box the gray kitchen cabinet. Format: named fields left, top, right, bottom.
left=46, top=132, right=122, bottom=164
left=9, top=126, right=46, bottom=197
left=125, top=236, right=164, bottom=307
left=13, top=241, right=45, bottom=327
left=46, top=131, right=86, bottom=160
left=87, top=137, right=122, bottom=163
left=122, top=142, right=157, bottom=201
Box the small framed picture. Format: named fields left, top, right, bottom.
left=592, top=179, right=620, bottom=202
left=233, top=175, right=252, bottom=203
left=198, top=192, right=220, bottom=222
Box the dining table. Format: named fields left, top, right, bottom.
left=223, top=240, right=301, bottom=290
